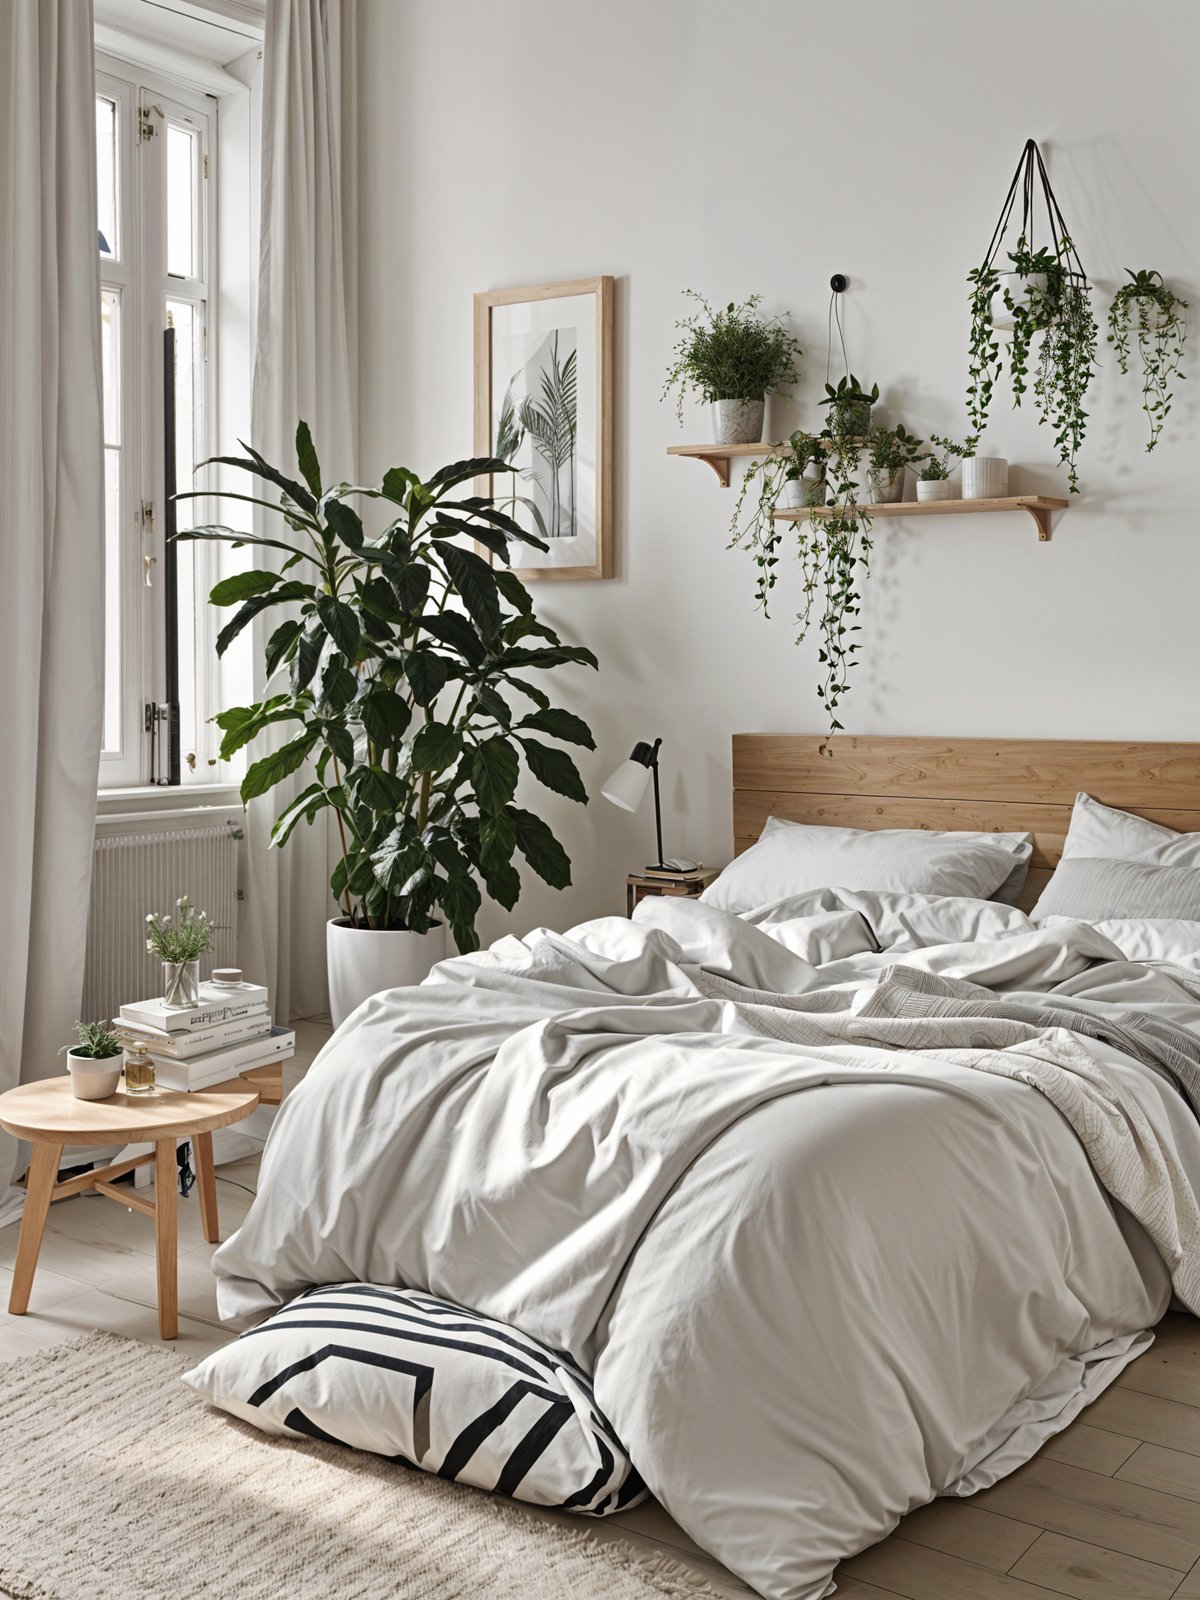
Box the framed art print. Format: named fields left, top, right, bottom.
left=474, top=276, right=613, bottom=581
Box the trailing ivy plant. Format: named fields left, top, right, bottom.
left=1107, top=269, right=1188, bottom=452
left=965, top=235, right=1097, bottom=492
left=662, top=291, right=802, bottom=423
left=172, top=424, right=598, bottom=953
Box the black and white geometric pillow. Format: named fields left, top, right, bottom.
left=183, top=1284, right=645, bottom=1517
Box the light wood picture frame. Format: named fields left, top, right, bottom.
left=474, top=276, right=613, bottom=581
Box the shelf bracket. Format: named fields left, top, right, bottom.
left=1025, top=504, right=1054, bottom=542
left=694, top=453, right=731, bottom=488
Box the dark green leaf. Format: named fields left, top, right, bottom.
left=472, top=737, right=519, bottom=812
left=411, top=721, right=462, bottom=773
left=295, top=421, right=322, bottom=498
left=405, top=650, right=450, bottom=706
left=317, top=597, right=361, bottom=662
left=519, top=738, right=588, bottom=802
left=442, top=545, right=501, bottom=639
left=241, top=730, right=318, bottom=801
left=511, top=806, right=572, bottom=889
left=209, top=569, right=281, bottom=606
left=517, top=707, right=595, bottom=749
left=360, top=690, right=411, bottom=748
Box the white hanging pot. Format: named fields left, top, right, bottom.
left=962, top=456, right=1009, bottom=499
left=711, top=398, right=765, bottom=446
left=65, top=1050, right=123, bottom=1101
left=326, top=918, right=447, bottom=1031
left=990, top=270, right=1050, bottom=332
left=916, top=479, right=959, bottom=503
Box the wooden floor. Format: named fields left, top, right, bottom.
left=1, top=1015, right=1198, bottom=1598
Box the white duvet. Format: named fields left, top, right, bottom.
left=213, top=893, right=1200, bottom=1600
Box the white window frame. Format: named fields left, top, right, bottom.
left=97, top=52, right=220, bottom=789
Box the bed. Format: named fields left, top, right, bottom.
left=209, top=735, right=1200, bottom=1600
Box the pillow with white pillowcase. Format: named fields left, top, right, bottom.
left=701, top=815, right=1033, bottom=915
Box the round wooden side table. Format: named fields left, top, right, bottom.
left=0, top=1075, right=259, bottom=1340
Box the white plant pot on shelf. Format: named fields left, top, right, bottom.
left=327, top=917, right=447, bottom=1031
left=962, top=456, right=1009, bottom=499
left=710, top=398, right=765, bottom=445
left=65, top=1050, right=123, bottom=1101
left=916, top=479, right=959, bottom=503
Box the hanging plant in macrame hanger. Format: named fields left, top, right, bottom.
left=965, top=138, right=1098, bottom=492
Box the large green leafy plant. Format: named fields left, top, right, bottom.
left=174, top=425, right=598, bottom=952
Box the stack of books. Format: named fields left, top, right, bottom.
left=117, top=980, right=295, bottom=1092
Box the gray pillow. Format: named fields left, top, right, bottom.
left=1030, top=857, right=1200, bottom=924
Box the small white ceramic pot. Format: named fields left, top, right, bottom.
left=961, top=456, right=1009, bottom=499
left=327, top=917, right=447, bottom=1031
left=66, top=1050, right=123, bottom=1101
left=916, top=479, right=959, bottom=503
left=778, top=468, right=826, bottom=509
left=867, top=466, right=906, bottom=504
left=711, top=398, right=765, bottom=445
left=990, top=271, right=1050, bottom=332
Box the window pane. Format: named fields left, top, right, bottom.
left=102, top=447, right=122, bottom=753
left=96, top=96, right=117, bottom=259
left=166, top=125, right=196, bottom=278
left=100, top=289, right=120, bottom=443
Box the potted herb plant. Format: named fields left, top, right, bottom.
left=662, top=291, right=802, bottom=445
left=820, top=375, right=878, bottom=438
left=916, top=434, right=972, bottom=502
left=778, top=432, right=828, bottom=509
left=864, top=424, right=925, bottom=504
left=1107, top=269, right=1188, bottom=452
left=60, top=1020, right=123, bottom=1101
left=145, top=896, right=214, bottom=1008
left=174, top=425, right=598, bottom=1028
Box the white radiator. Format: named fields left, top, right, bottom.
left=83, top=810, right=242, bottom=1024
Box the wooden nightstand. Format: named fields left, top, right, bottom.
left=626, top=868, right=720, bottom=917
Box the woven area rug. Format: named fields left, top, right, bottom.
left=0, top=1333, right=722, bottom=1600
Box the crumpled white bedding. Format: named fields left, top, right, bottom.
left=212, top=891, right=1200, bottom=1600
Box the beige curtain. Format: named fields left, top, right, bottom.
left=0, top=0, right=105, bottom=1223
left=242, top=0, right=358, bottom=1023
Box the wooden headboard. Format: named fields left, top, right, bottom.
left=732, top=735, right=1200, bottom=912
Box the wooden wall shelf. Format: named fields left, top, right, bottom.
left=666, top=441, right=775, bottom=487
left=773, top=495, right=1068, bottom=542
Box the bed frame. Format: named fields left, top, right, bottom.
left=732, top=735, right=1200, bottom=912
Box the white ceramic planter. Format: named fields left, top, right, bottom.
left=327, top=918, right=447, bottom=1030
left=916, top=479, right=959, bottom=503
left=990, top=270, right=1049, bottom=332
left=867, top=466, right=906, bottom=505
left=711, top=398, right=765, bottom=445
left=778, top=468, right=826, bottom=509
left=962, top=456, right=1009, bottom=499
left=66, top=1050, right=123, bottom=1101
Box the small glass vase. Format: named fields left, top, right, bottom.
left=162, top=958, right=201, bottom=1008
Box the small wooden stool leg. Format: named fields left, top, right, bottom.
left=193, top=1130, right=219, bottom=1244
left=8, top=1141, right=61, bottom=1315
left=154, top=1138, right=178, bottom=1341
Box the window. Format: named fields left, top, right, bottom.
left=97, top=59, right=221, bottom=787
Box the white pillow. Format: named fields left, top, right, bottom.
left=183, top=1284, right=644, bottom=1516
left=1060, top=791, right=1200, bottom=868
left=701, top=816, right=1032, bottom=915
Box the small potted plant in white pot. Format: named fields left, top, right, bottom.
left=865, top=423, right=925, bottom=504
left=916, top=433, right=972, bottom=502
left=145, top=895, right=214, bottom=1008
left=61, top=1020, right=123, bottom=1101
left=778, top=431, right=828, bottom=509
left=662, top=290, right=802, bottom=445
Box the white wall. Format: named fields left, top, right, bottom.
left=357, top=0, right=1200, bottom=940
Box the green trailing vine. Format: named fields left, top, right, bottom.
left=1107, top=269, right=1188, bottom=451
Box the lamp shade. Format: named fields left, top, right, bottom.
left=601, top=758, right=652, bottom=813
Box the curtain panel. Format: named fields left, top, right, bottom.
left=0, top=0, right=106, bottom=1221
